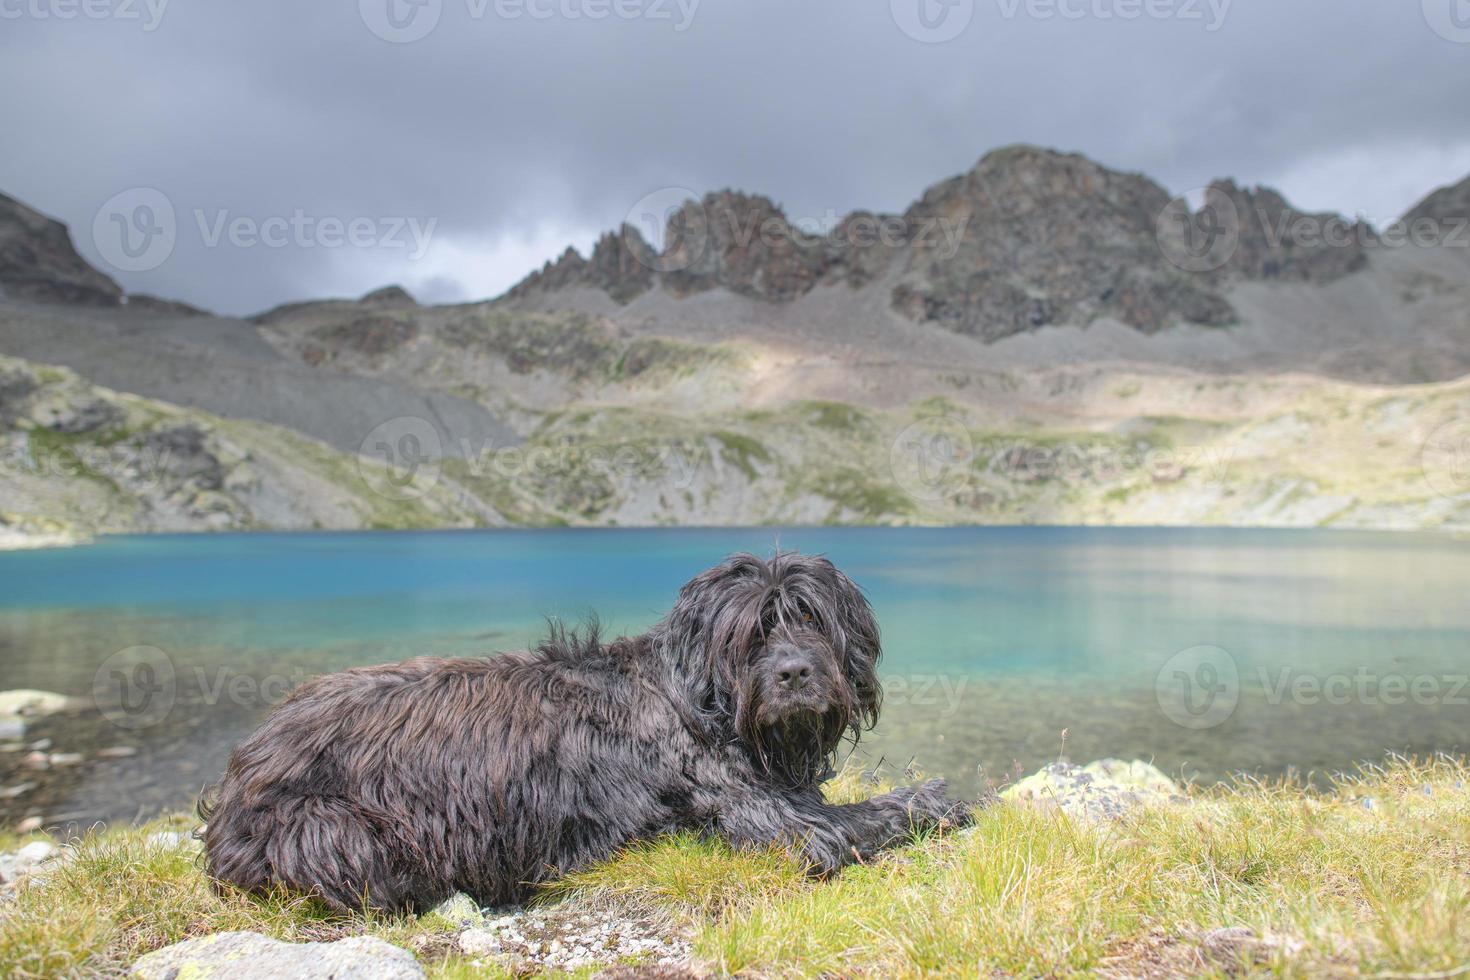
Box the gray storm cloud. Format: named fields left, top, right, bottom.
left=1, top=0, right=1466, bottom=314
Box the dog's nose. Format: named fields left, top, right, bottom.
left=774, top=655, right=813, bottom=691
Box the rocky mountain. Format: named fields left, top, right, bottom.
left=1402, top=173, right=1470, bottom=225
left=0, top=192, right=123, bottom=307
left=1, top=146, right=1468, bottom=544
left=506, top=147, right=1381, bottom=342
left=0, top=354, right=485, bottom=546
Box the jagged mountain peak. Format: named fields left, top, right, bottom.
left=499, top=145, right=1402, bottom=343
left=1402, top=172, right=1470, bottom=225
left=0, top=191, right=123, bottom=307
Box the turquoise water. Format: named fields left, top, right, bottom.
left=1, top=527, right=1467, bottom=827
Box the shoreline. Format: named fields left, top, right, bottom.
left=2, top=520, right=1466, bottom=554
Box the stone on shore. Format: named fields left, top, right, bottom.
left=131, top=932, right=424, bottom=979
left=0, top=690, right=77, bottom=740
left=1002, top=759, right=1187, bottom=820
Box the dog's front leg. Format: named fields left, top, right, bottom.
left=714, top=778, right=973, bottom=874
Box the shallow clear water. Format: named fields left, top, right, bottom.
left=1, top=527, right=1467, bottom=828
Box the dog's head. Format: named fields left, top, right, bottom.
left=659, top=552, right=882, bottom=786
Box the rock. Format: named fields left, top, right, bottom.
left=360, top=285, right=418, bottom=308
left=1002, top=758, right=1186, bottom=820
left=130, top=932, right=425, bottom=980
left=146, top=831, right=200, bottom=851
left=0, top=689, right=75, bottom=719
left=0, top=838, right=58, bottom=889
left=595, top=966, right=703, bottom=980
left=1197, top=925, right=1305, bottom=963
left=1400, top=172, right=1470, bottom=226
left=308, top=315, right=419, bottom=358
left=1206, top=180, right=1370, bottom=283
left=47, top=752, right=83, bottom=766
left=0, top=191, right=123, bottom=306
left=0, top=718, right=22, bottom=741
left=458, top=928, right=502, bottom=956
left=124, top=293, right=212, bottom=317
left=15, top=817, right=42, bottom=833
left=14, top=841, right=55, bottom=864
left=28, top=391, right=125, bottom=434
left=451, top=903, right=691, bottom=973
left=430, top=892, right=485, bottom=928
left=97, top=745, right=139, bottom=759
left=507, top=227, right=657, bottom=306
left=0, top=782, right=35, bottom=799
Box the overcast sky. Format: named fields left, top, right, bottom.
left=2, top=0, right=1467, bottom=315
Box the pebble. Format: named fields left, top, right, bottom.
left=48, top=752, right=84, bottom=767
left=453, top=900, right=691, bottom=973
left=14, top=841, right=55, bottom=864
left=96, top=745, right=139, bottom=759
left=0, top=783, right=36, bottom=799
left=15, top=817, right=43, bottom=833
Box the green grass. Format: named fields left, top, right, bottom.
left=4, top=761, right=1469, bottom=977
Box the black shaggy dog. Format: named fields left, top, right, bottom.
left=201, top=552, right=972, bottom=912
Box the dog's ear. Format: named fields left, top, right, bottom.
left=659, top=553, right=768, bottom=710
left=824, top=561, right=883, bottom=735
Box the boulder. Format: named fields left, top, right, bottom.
left=131, top=932, right=424, bottom=980
left=1003, top=758, right=1187, bottom=820
left=0, top=192, right=123, bottom=306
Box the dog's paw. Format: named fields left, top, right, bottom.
left=901, top=778, right=975, bottom=831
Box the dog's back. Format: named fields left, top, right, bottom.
left=201, top=643, right=689, bottom=911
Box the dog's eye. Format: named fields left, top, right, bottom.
left=803, top=612, right=813, bottom=624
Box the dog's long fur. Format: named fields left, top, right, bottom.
left=201, top=552, right=972, bottom=912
